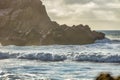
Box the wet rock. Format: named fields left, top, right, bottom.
left=96, top=73, right=120, bottom=80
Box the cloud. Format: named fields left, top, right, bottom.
left=64, top=0, right=92, bottom=4
left=41, top=0, right=120, bottom=30
left=93, top=10, right=118, bottom=21
left=106, top=3, right=120, bottom=8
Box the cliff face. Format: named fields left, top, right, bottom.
left=41, top=24, right=105, bottom=45
left=0, top=0, right=105, bottom=46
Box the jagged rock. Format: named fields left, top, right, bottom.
left=0, top=0, right=105, bottom=46
left=96, top=73, right=120, bottom=80
left=92, top=31, right=105, bottom=40
left=41, top=24, right=105, bottom=45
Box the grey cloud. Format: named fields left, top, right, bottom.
left=64, top=0, right=92, bottom=4
left=42, top=0, right=120, bottom=30
left=64, top=0, right=120, bottom=4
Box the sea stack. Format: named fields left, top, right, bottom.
left=0, top=0, right=105, bottom=46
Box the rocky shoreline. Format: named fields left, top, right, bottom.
left=0, top=0, right=105, bottom=46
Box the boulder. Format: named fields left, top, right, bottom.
left=96, top=73, right=120, bottom=80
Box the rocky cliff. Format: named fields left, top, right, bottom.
left=0, top=0, right=105, bottom=46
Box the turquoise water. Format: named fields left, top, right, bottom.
left=0, top=30, right=120, bottom=80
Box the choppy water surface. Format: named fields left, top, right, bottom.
left=0, top=30, right=120, bottom=80
left=0, top=59, right=120, bottom=80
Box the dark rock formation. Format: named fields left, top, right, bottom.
left=0, top=0, right=105, bottom=46
left=41, top=24, right=104, bottom=45
left=96, top=73, right=120, bottom=80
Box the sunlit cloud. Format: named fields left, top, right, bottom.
left=41, top=0, right=120, bottom=30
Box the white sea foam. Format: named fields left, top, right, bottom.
left=0, top=50, right=120, bottom=63
left=17, top=53, right=67, bottom=61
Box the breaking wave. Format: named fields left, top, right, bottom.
left=0, top=50, right=120, bottom=63
left=0, top=30, right=120, bottom=63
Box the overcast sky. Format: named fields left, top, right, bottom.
left=41, top=0, right=120, bottom=30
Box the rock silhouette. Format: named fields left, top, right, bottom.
left=0, top=0, right=105, bottom=46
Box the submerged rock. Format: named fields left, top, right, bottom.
left=0, top=0, right=105, bottom=46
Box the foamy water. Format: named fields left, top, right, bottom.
left=0, top=30, right=120, bottom=80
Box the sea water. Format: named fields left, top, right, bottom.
left=0, top=30, right=120, bottom=80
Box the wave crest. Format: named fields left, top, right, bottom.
left=0, top=51, right=120, bottom=63
left=17, top=53, right=66, bottom=61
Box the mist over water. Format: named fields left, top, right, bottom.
left=0, top=30, right=120, bottom=80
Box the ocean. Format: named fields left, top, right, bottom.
left=0, top=30, right=120, bottom=80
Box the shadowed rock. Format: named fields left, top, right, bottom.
left=96, top=73, right=120, bottom=80
left=0, top=0, right=105, bottom=46
left=41, top=24, right=102, bottom=45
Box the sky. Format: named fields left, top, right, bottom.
left=41, top=0, right=120, bottom=30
